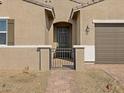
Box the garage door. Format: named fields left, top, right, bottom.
left=95, top=23, right=124, bottom=64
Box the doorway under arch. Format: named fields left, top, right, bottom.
left=53, top=22, right=72, bottom=48
left=50, top=22, right=75, bottom=70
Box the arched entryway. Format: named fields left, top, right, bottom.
left=50, top=22, right=75, bottom=70
left=53, top=22, right=72, bottom=48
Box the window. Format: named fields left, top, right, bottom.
left=0, top=19, right=8, bottom=45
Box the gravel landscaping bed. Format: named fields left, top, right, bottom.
left=0, top=70, right=49, bottom=93
left=74, top=68, right=124, bottom=93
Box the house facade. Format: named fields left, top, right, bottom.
left=0, top=0, right=124, bottom=70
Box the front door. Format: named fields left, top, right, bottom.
left=56, top=27, right=71, bottom=48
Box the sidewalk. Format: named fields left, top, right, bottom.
left=45, top=70, right=78, bottom=93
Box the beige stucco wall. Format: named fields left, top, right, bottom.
left=71, top=11, right=81, bottom=45
left=1, top=0, right=124, bottom=46
left=0, top=0, right=46, bottom=45
left=47, top=0, right=79, bottom=47
left=0, top=48, right=39, bottom=70
left=74, top=46, right=84, bottom=70
left=0, top=47, right=50, bottom=71
left=0, top=0, right=80, bottom=46
left=1, top=0, right=124, bottom=69
left=49, top=0, right=77, bottom=23
left=80, top=0, right=124, bottom=45
left=0, top=0, right=90, bottom=47
left=0, top=0, right=82, bottom=70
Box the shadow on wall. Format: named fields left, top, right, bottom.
left=45, top=9, right=54, bottom=31
left=45, top=9, right=54, bottom=44
left=8, top=19, right=15, bottom=45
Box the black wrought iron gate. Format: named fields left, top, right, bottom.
left=50, top=48, right=75, bottom=70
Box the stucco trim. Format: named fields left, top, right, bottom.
left=0, top=17, right=9, bottom=19
left=73, top=45, right=85, bottom=48
left=93, top=20, right=124, bottom=23
left=70, top=9, right=80, bottom=19
left=0, top=45, right=52, bottom=48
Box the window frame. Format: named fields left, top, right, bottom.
left=0, top=19, right=8, bottom=46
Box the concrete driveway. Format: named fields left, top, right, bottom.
left=85, top=64, right=124, bottom=87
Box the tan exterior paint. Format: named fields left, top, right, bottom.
left=0, top=0, right=124, bottom=70
left=80, top=0, right=124, bottom=45
left=0, top=47, right=50, bottom=71
left=1, top=0, right=124, bottom=46
left=0, top=0, right=46, bottom=45
left=0, top=0, right=80, bottom=70
left=0, top=48, right=39, bottom=70
left=74, top=46, right=84, bottom=70
left=47, top=0, right=80, bottom=47
left=0, top=0, right=83, bottom=46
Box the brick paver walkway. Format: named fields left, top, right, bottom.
left=45, top=70, right=78, bottom=93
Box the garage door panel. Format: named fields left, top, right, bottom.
left=95, top=61, right=123, bottom=64
left=97, top=56, right=124, bottom=59
left=96, top=38, right=116, bottom=40
left=96, top=41, right=116, bottom=44
left=96, top=33, right=115, bottom=36
left=96, top=53, right=115, bottom=55
left=115, top=54, right=124, bottom=57
left=96, top=57, right=115, bottom=59
left=96, top=49, right=115, bottom=51
left=96, top=45, right=115, bottom=47
left=95, top=23, right=124, bottom=27
left=96, top=58, right=115, bottom=60
left=95, top=23, right=124, bottom=64
left=96, top=53, right=115, bottom=56
left=96, top=43, right=115, bottom=45
left=96, top=34, right=114, bottom=37
left=115, top=49, right=124, bottom=52
left=116, top=59, right=124, bottom=61
left=96, top=47, right=115, bottom=49
left=96, top=54, right=115, bottom=57
left=96, top=50, right=115, bottom=52
left=117, top=41, right=124, bottom=44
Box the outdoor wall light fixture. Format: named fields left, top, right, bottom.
left=86, top=26, right=90, bottom=32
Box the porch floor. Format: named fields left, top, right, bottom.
left=51, top=58, right=74, bottom=70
